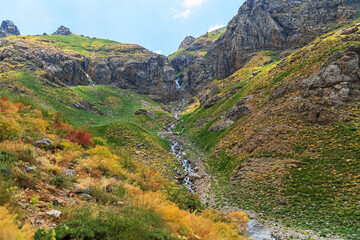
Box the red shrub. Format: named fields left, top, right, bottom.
left=66, top=130, right=94, bottom=147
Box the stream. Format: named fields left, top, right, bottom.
left=159, top=99, right=197, bottom=193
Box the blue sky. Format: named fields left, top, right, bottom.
left=0, top=0, right=244, bottom=55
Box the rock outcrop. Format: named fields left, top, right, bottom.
left=53, top=26, right=72, bottom=36
left=0, top=20, right=20, bottom=38
left=0, top=36, right=179, bottom=102
left=209, top=0, right=360, bottom=79
left=178, top=36, right=195, bottom=50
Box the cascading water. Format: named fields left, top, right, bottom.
left=160, top=98, right=197, bottom=192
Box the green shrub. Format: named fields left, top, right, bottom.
left=0, top=150, right=18, bottom=163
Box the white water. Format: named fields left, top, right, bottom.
left=160, top=98, right=196, bottom=192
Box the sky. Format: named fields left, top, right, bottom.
left=0, top=0, right=244, bottom=55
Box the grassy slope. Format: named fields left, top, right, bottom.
left=0, top=34, right=176, bottom=177
left=176, top=21, right=360, bottom=238
left=0, top=97, right=249, bottom=240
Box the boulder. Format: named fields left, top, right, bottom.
left=247, top=220, right=272, bottom=240
left=46, top=210, right=62, bottom=217
left=72, top=100, right=104, bottom=115
left=134, top=109, right=148, bottom=116
left=203, top=96, right=222, bottom=109
left=34, top=138, right=54, bottom=148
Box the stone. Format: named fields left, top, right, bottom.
left=72, top=100, right=104, bottom=115
left=53, top=25, right=72, bottom=36
left=134, top=109, right=148, bottom=115
left=105, top=185, right=114, bottom=193
left=62, top=168, right=77, bottom=176
left=24, top=165, right=37, bottom=172
left=46, top=210, right=62, bottom=217
left=0, top=168, right=11, bottom=177
left=247, top=220, right=272, bottom=240
left=203, top=96, right=222, bottom=109
left=188, top=172, right=202, bottom=181
left=252, top=70, right=261, bottom=77
left=263, top=59, right=273, bottom=65
left=52, top=199, right=60, bottom=206
left=340, top=26, right=358, bottom=35
left=34, top=138, right=53, bottom=148
left=80, top=193, right=93, bottom=201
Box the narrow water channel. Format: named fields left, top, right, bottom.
left=159, top=99, right=196, bottom=193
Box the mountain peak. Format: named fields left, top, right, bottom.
left=0, top=20, right=20, bottom=38
left=53, top=25, right=72, bottom=36
left=178, top=36, right=195, bottom=50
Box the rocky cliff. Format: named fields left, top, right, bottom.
left=209, top=0, right=360, bottom=79
left=0, top=20, right=20, bottom=38
left=0, top=28, right=179, bottom=102
left=170, top=27, right=226, bottom=95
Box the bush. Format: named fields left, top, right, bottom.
left=92, top=137, right=106, bottom=146
left=0, top=150, right=18, bottom=163
left=66, top=130, right=94, bottom=147
left=35, top=206, right=175, bottom=240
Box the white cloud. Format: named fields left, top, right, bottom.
left=173, top=0, right=204, bottom=19
left=208, top=24, right=225, bottom=32
left=174, top=9, right=191, bottom=19
left=183, top=0, right=204, bottom=8
left=155, top=50, right=163, bottom=54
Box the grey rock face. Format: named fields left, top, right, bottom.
left=247, top=220, right=272, bottom=240
left=0, top=38, right=179, bottom=103
left=209, top=0, right=360, bottom=79
left=178, top=36, right=195, bottom=50
left=53, top=25, right=72, bottom=35
left=0, top=20, right=20, bottom=38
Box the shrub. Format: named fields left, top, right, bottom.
left=92, top=137, right=106, bottom=146
left=0, top=150, right=18, bottom=163
left=0, top=206, right=34, bottom=240
left=66, top=130, right=94, bottom=147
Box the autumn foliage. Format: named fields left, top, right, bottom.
left=66, top=129, right=94, bottom=147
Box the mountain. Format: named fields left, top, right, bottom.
left=177, top=19, right=360, bottom=240
left=0, top=20, right=20, bottom=38
left=0, top=27, right=179, bottom=103
left=209, top=0, right=360, bottom=79
left=1, top=0, right=360, bottom=239
left=170, top=27, right=226, bottom=95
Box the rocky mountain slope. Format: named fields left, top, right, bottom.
left=0, top=26, right=179, bottom=103
left=169, top=27, right=226, bottom=96
left=176, top=19, right=360, bottom=239
left=209, top=0, right=360, bottom=79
